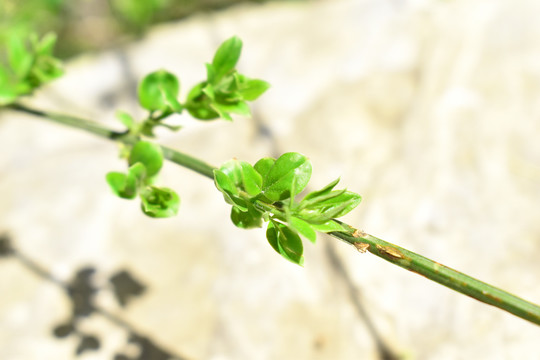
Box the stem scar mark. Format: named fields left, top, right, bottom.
left=376, top=244, right=404, bottom=259
left=354, top=242, right=370, bottom=253
left=352, top=229, right=367, bottom=238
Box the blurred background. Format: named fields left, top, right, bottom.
left=1, top=0, right=540, bottom=359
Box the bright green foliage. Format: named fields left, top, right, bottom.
left=0, top=32, right=63, bottom=105
left=138, top=70, right=182, bottom=112
left=128, top=141, right=163, bottom=177
left=107, top=140, right=179, bottom=218
left=186, top=36, right=270, bottom=121
left=231, top=204, right=263, bottom=229
left=211, top=36, right=242, bottom=82
left=262, top=152, right=312, bottom=202
left=140, top=186, right=179, bottom=218
left=267, top=221, right=304, bottom=266
left=214, top=152, right=361, bottom=265
left=106, top=36, right=270, bottom=218
left=110, top=0, right=170, bottom=30
left=106, top=163, right=146, bottom=199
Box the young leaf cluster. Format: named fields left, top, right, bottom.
left=106, top=141, right=179, bottom=218
left=214, top=152, right=362, bottom=265
left=107, top=36, right=269, bottom=218
left=186, top=36, right=270, bottom=121
left=0, top=32, right=63, bottom=106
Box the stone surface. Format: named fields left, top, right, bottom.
left=2, top=0, right=540, bottom=359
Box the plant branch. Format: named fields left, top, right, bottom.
left=6, top=102, right=540, bottom=326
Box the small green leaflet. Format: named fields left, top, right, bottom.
left=266, top=221, right=304, bottom=266
left=140, top=186, right=180, bottom=218
left=212, top=36, right=242, bottom=81
left=128, top=141, right=163, bottom=177
left=138, top=70, right=182, bottom=112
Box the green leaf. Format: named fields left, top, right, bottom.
left=138, top=70, right=180, bottom=112
left=214, top=161, right=250, bottom=210
left=254, top=157, right=275, bottom=178
left=106, top=172, right=134, bottom=199
left=214, top=168, right=240, bottom=197
left=303, top=178, right=340, bottom=201
left=186, top=82, right=219, bottom=120
left=128, top=141, right=163, bottom=177
left=230, top=205, right=263, bottom=229
left=212, top=36, right=242, bottom=81
left=211, top=100, right=250, bottom=121
left=289, top=216, right=317, bottom=243
left=140, top=186, right=180, bottom=218
left=266, top=222, right=280, bottom=254
left=310, top=220, right=350, bottom=233
left=262, top=152, right=312, bottom=202
left=0, top=67, right=18, bottom=105
left=238, top=78, right=271, bottom=101
left=214, top=159, right=262, bottom=198
left=106, top=163, right=146, bottom=199
left=30, top=55, right=63, bottom=84
left=266, top=222, right=305, bottom=265
left=240, top=162, right=262, bottom=196
left=307, top=191, right=362, bottom=218
left=36, top=32, right=57, bottom=55
left=116, top=111, right=135, bottom=131
left=276, top=222, right=304, bottom=266
left=8, top=35, right=33, bottom=78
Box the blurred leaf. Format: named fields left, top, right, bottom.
left=212, top=36, right=242, bottom=81
left=8, top=35, right=33, bottom=78
left=234, top=74, right=270, bottom=101
left=211, top=100, right=250, bottom=121
left=128, top=141, right=163, bottom=177
left=35, top=32, right=57, bottom=55
left=138, top=70, right=180, bottom=112
left=140, top=186, right=179, bottom=218
left=106, top=163, right=146, bottom=199
left=185, top=81, right=219, bottom=120
left=116, top=110, right=135, bottom=131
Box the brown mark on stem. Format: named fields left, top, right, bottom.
left=375, top=245, right=405, bottom=260
left=354, top=242, right=370, bottom=253
left=353, top=229, right=367, bottom=238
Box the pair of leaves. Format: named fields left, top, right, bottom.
left=186, top=36, right=270, bottom=121
left=0, top=32, right=63, bottom=105
left=106, top=141, right=179, bottom=218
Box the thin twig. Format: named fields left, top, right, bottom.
left=6, top=103, right=540, bottom=327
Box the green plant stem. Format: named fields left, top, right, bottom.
left=7, top=103, right=216, bottom=179
left=6, top=102, right=540, bottom=326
